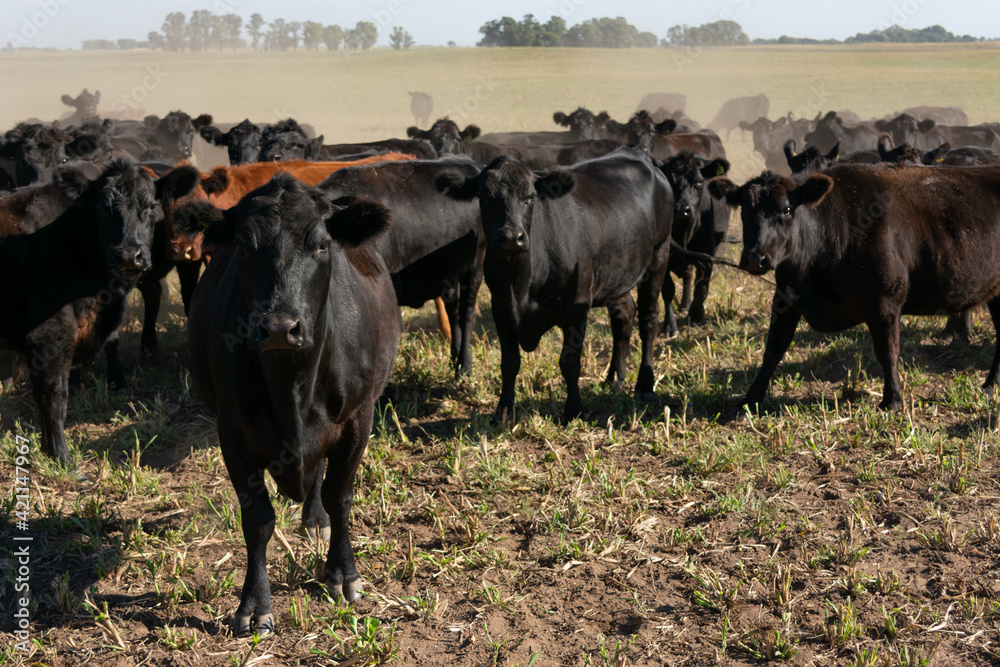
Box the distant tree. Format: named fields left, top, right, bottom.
left=248, top=13, right=265, bottom=50
left=302, top=21, right=325, bottom=50
left=345, top=21, right=377, bottom=50
left=117, top=38, right=138, bottom=50
left=636, top=31, right=658, bottom=48
left=664, top=20, right=749, bottom=47
left=323, top=24, right=344, bottom=50
left=389, top=26, right=415, bottom=50
left=82, top=39, right=117, bottom=50
left=288, top=21, right=302, bottom=49
left=447, top=40, right=457, bottom=47
left=148, top=31, right=166, bottom=51
left=221, top=14, right=242, bottom=51
left=539, top=16, right=567, bottom=46
left=162, top=12, right=187, bottom=51
left=187, top=9, right=214, bottom=52
left=267, top=18, right=288, bottom=51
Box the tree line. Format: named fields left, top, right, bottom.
left=82, top=11, right=418, bottom=51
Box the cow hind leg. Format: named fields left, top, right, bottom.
left=940, top=309, right=974, bottom=344
left=688, top=263, right=713, bottom=326
left=322, top=416, right=372, bottom=603
left=636, top=249, right=669, bottom=402
left=29, top=356, right=73, bottom=466
left=661, top=271, right=680, bottom=336
left=983, top=299, right=1000, bottom=390
left=137, top=274, right=163, bottom=356
left=680, top=264, right=696, bottom=312
left=219, top=419, right=276, bottom=635
left=605, top=293, right=635, bottom=391
left=103, top=330, right=127, bottom=391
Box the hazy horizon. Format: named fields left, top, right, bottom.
left=2, top=0, right=997, bottom=50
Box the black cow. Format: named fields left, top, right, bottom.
left=199, top=119, right=262, bottom=165
left=941, top=146, right=1000, bottom=166
left=911, top=121, right=1000, bottom=153
left=709, top=165, right=1000, bottom=411
left=901, top=105, right=968, bottom=127
left=112, top=111, right=213, bottom=162
left=804, top=111, right=879, bottom=154
left=318, top=155, right=485, bottom=375
left=783, top=139, right=839, bottom=176
left=184, top=176, right=399, bottom=634
left=708, top=94, right=769, bottom=141
left=437, top=148, right=673, bottom=422
left=260, top=118, right=435, bottom=162
left=0, top=123, right=73, bottom=189
left=476, top=108, right=610, bottom=145
left=0, top=159, right=198, bottom=465
left=658, top=151, right=731, bottom=334
left=409, top=91, right=434, bottom=127
left=873, top=113, right=924, bottom=147
left=60, top=89, right=100, bottom=127
left=408, top=119, right=563, bottom=169
left=64, top=118, right=116, bottom=163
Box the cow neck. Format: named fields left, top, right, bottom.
left=486, top=242, right=534, bottom=321
left=784, top=207, right=843, bottom=276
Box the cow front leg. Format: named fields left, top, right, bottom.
left=493, top=317, right=522, bottom=423
left=680, top=264, right=696, bottom=312
left=661, top=270, right=680, bottom=336
left=688, top=262, right=713, bottom=326
left=867, top=311, right=903, bottom=410
left=454, top=269, right=482, bottom=376
left=219, top=419, right=275, bottom=635
left=322, top=415, right=372, bottom=603
left=103, top=329, right=127, bottom=391
left=559, top=310, right=589, bottom=424
left=137, top=273, right=163, bottom=356
left=744, top=294, right=802, bottom=411
left=176, top=261, right=203, bottom=316
left=443, top=290, right=462, bottom=374
left=28, top=353, right=72, bottom=466
left=302, top=458, right=331, bottom=542
left=606, top=294, right=635, bottom=391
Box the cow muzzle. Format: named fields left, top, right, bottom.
left=253, top=316, right=307, bottom=352
left=492, top=228, right=528, bottom=253
left=116, top=248, right=149, bottom=276
left=739, top=251, right=771, bottom=275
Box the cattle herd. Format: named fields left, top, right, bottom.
left=3, top=88, right=1000, bottom=634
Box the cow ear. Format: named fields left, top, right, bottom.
left=654, top=119, right=676, bottom=135
left=874, top=119, right=888, bottom=131
left=826, top=143, right=840, bottom=161
left=435, top=171, right=478, bottom=200
left=707, top=176, right=739, bottom=205
left=307, top=136, right=324, bottom=159
left=326, top=197, right=392, bottom=248
left=143, top=115, right=160, bottom=129
left=701, top=159, right=730, bottom=179
left=52, top=165, right=92, bottom=199
left=925, top=142, right=951, bottom=164
left=774, top=117, right=787, bottom=127
left=790, top=174, right=833, bottom=210
left=155, top=164, right=200, bottom=203
left=193, top=114, right=213, bottom=130
left=595, top=111, right=610, bottom=127
left=737, top=120, right=752, bottom=131
left=917, top=119, right=936, bottom=133
left=461, top=125, right=480, bottom=141
left=200, top=125, right=224, bottom=146
left=61, top=94, right=75, bottom=107
left=783, top=139, right=797, bottom=161
left=407, top=126, right=427, bottom=139
left=553, top=112, right=568, bottom=127
left=174, top=200, right=234, bottom=243
left=535, top=169, right=575, bottom=199
left=201, top=167, right=229, bottom=196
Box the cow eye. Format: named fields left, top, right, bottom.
left=317, top=240, right=330, bottom=253
left=236, top=244, right=249, bottom=256
left=782, top=205, right=793, bottom=217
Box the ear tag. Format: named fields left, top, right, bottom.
left=716, top=164, right=725, bottom=176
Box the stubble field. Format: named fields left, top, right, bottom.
left=3, top=44, right=1000, bottom=666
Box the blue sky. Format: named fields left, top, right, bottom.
left=3, top=0, right=996, bottom=49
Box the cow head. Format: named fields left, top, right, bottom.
left=65, top=118, right=116, bottom=162
left=200, top=119, right=263, bottom=165
left=605, top=111, right=676, bottom=152
left=874, top=113, right=918, bottom=148
left=437, top=155, right=574, bottom=256
left=708, top=171, right=833, bottom=275
left=660, top=150, right=730, bottom=246
left=61, top=89, right=100, bottom=119
left=803, top=111, right=845, bottom=154
left=78, top=159, right=197, bottom=285
left=407, top=118, right=479, bottom=155
left=0, top=123, right=72, bottom=188
left=176, top=175, right=391, bottom=353
left=259, top=119, right=323, bottom=162
left=146, top=111, right=213, bottom=161
left=553, top=107, right=602, bottom=141
left=783, top=139, right=838, bottom=176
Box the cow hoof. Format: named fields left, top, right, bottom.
left=635, top=391, right=656, bottom=403
left=878, top=398, right=902, bottom=410
left=233, top=612, right=273, bottom=637
left=304, top=524, right=331, bottom=543
left=327, top=576, right=364, bottom=603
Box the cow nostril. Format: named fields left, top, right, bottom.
left=256, top=325, right=270, bottom=343
left=288, top=322, right=302, bottom=343
left=516, top=232, right=526, bottom=246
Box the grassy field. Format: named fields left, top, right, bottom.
left=3, top=44, right=1000, bottom=666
